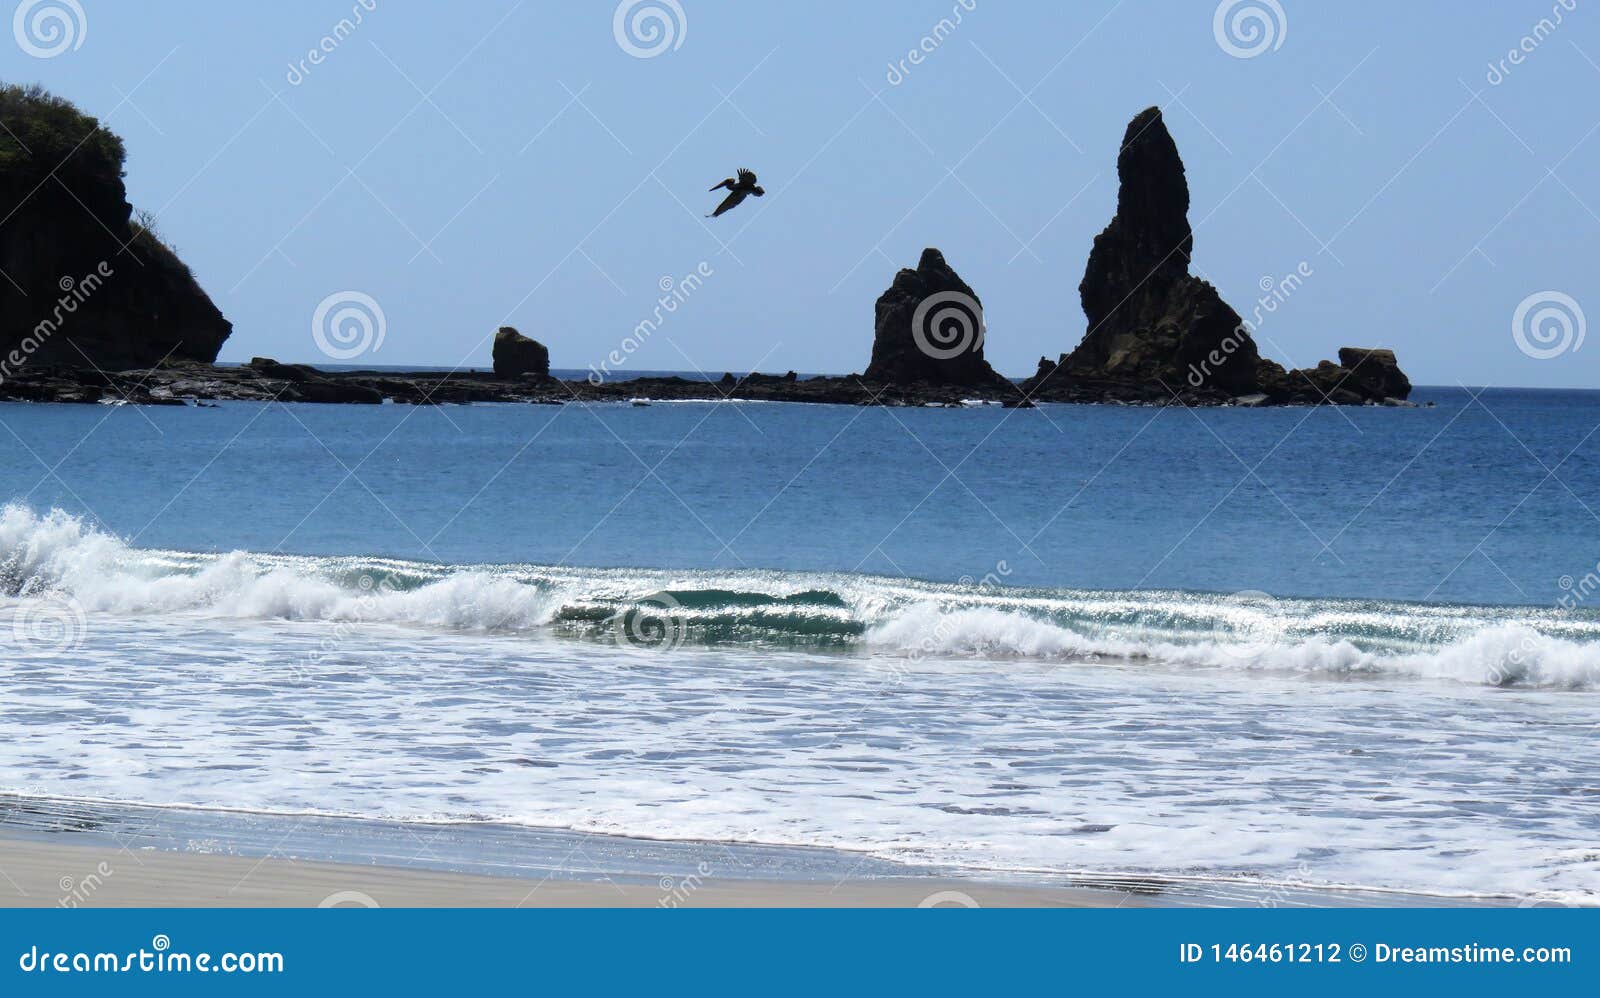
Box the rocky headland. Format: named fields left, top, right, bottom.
left=0, top=84, right=230, bottom=379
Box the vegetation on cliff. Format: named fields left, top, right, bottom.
left=0, top=82, right=230, bottom=371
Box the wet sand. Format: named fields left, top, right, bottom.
left=0, top=797, right=1500, bottom=908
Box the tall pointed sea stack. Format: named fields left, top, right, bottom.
left=865, top=248, right=1006, bottom=386
left=1057, top=106, right=1258, bottom=393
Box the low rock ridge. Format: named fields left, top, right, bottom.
left=0, top=359, right=1425, bottom=408
left=0, top=361, right=1019, bottom=407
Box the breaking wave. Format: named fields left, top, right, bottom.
left=3, top=504, right=1597, bottom=689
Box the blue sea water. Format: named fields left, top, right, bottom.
left=0, top=386, right=1597, bottom=901
left=1, top=386, right=1597, bottom=603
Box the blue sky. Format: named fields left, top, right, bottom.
left=7, top=0, right=1599, bottom=386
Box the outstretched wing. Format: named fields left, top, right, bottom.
left=709, top=177, right=734, bottom=192
left=736, top=167, right=757, bottom=186
left=707, top=189, right=748, bottom=218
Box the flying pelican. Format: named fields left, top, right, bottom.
left=707, top=168, right=764, bottom=218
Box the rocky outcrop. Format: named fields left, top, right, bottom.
left=492, top=326, right=549, bottom=379
left=241, top=357, right=381, bottom=403
left=864, top=248, right=1007, bottom=386
left=1025, top=106, right=1413, bottom=406
left=0, top=85, right=231, bottom=372
left=0, top=360, right=1422, bottom=409
left=1254, top=347, right=1414, bottom=405
left=1051, top=107, right=1259, bottom=394
left=247, top=357, right=319, bottom=382
left=1257, top=359, right=1362, bottom=406
left=1336, top=348, right=1411, bottom=400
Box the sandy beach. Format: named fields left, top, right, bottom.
left=0, top=835, right=1116, bottom=908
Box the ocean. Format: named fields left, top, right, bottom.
left=0, top=385, right=1596, bottom=902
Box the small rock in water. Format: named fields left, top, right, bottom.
left=492, top=326, right=550, bottom=379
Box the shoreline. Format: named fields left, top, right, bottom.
left=0, top=796, right=1120, bottom=909
left=0, top=795, right=1507, bottom=909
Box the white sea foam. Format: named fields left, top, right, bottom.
left=864, top=603, right=1600, bottom=689
left=0, top=505, right=557, bottom=632
left=2, top=502, right=1598, bottom=900
left=2, top=503, right=1598, bottom=688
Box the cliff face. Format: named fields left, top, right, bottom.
left=0, top=84, right=230, bottom=372
left=865, top=248, right=1006, bottom=386
left=1062, top=107, right=1259, bottom=393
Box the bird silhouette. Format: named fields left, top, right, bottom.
left=707, top=168, right=764, bottom=218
